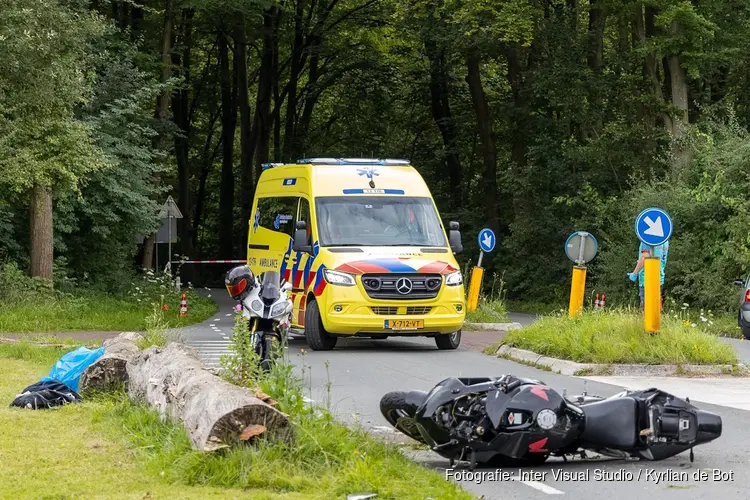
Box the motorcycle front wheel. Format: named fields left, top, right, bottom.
left=259, top=334, right=282, bottom=372
left=379, top=391, right=429, bottom=444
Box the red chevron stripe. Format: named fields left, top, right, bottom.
left=314, top=279, right=327, bottom=296
left=283, top=268, right=291, bottom=281
left=293, top=270, right=304, bottom=288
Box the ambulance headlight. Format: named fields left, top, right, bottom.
left=323, top=269, right=356, bottom=286
left=446, top=270, right=462, bottom=286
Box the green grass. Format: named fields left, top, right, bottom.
left=466, top=297, right=510, bottom=323
left=492, top=308, right=739, bottom=365
left=0, top=341, right=473, bottom=500
left=0, top=289, right=217, bottom=333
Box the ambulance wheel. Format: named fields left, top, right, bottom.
left=435, top=330, right=461, bottom=350
left=304, top=299, right=337, bottom=351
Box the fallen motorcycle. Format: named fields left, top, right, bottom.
left=380, top=374, right=722, bottom=469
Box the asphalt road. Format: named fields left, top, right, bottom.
left=181, top=292, right=750, bottom=500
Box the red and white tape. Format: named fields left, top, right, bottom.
left=171, top=260, right=247, bottom=264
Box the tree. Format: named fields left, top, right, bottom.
left=0, top=0, right=108, bottom=285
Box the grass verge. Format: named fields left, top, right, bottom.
left=0, top=337, right=472, bottom=499
left=466, top=297, right=510, bottom=323
left=0, top=289, right=217, bottom=333
left=493, top=309, right=739, bottom=365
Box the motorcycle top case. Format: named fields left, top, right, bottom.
left=40, top=346, right=105, bottom=393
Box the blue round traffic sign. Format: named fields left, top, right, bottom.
left=478, top=228, right=496, bottom=253
left=634, top=207, right=673, bottom=246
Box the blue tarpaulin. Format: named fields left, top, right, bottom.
left=40, top=346, right=105, bottom=393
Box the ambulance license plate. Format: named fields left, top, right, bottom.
left=384, top=319, right=424, bottom=330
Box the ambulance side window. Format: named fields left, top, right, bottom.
left=255, top=197, right=298, bottom=238
left=298, top=198, right=311, bottom=240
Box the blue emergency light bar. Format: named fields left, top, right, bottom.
left=296, top=158, right=410, bottom=166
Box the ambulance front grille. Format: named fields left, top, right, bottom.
left=370, top=306, right=433, bottom=315
left=361, top=273, right=442, bottom=300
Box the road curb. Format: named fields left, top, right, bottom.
left=493, top=344, right=750, bottom=377
left=464, top=322, right=523, bottom=331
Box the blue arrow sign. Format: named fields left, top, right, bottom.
left=635, top=207, right=673, bottom=246
left=478, top=228, right=496, bottom=253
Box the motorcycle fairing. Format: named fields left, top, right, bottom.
left=414, top=375, right=585, bottom=460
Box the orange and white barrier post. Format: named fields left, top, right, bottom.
left=179, top=293, right=188, bottom=317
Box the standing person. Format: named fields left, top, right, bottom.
left=627, top=241, right=669, bottom=309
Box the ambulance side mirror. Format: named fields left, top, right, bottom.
left=293, top=220, right=312, bottom=253
left=448, top=221, right=463, bottom=254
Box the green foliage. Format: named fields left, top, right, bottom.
left=0, top=0, right=108, bottom=191
left=498, top=309, right=738, bottom=365
left=0, top=263, right=217, bottom=332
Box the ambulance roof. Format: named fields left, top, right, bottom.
left=259, top=158, right=433, bottom=198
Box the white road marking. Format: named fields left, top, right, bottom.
left=225, top=313, right=232, bottom=317
left=209, top=324, right=216, bottom=327
left=511, top=477, right=564, bottom=495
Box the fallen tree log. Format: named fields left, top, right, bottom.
left=127, top=341, right=293, bottom=451
left=79, top=331, right=144, bottom=393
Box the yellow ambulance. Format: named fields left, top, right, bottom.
left=246, top=158, right=466, bottom=350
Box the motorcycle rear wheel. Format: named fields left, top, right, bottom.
left=380, top=391, right=428, bottom=444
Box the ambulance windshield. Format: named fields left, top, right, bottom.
left=315, top=196, right=448, bottom=247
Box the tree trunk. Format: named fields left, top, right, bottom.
left=424, top=33, right=462, bottom=205
left=29, top=183, right=53, bottom=284
left=586, top=0, right=605, bottom=138
left=192, top=111, right=219, bottom=249
left=667, top=51, right=690, bottom=174
left=218, top=29, right=237, bottom=259
left=142, top=0, right=174, bottom=271
left=282, top=0, right=305, bottom=161
left=174, top=8, right=194, bottom=281
left=465, top=48, right=498, bottom=234
left=236, top=14, right=255, bottom=247
left=506, top=44, right=529, bottom=217
left=127, top=341, right=293, bottom=451
left=79, top=331, right=145, bottom=393
left=254, top=7, right=278, bottom=182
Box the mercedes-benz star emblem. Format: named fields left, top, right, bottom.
left=396, top=277, right=413, bottom=294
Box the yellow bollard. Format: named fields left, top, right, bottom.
left=568, top=266, right=586, bottom=317
left=467, top=266, right=484, bottom=312
left=644, top=256, right=661, bottom=333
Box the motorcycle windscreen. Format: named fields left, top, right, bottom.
left=485, top=389, right=514, bottom=429
left=260, top=271, right=281, bottom=302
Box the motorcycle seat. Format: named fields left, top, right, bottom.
left=579, top=397, right=639, bottom=449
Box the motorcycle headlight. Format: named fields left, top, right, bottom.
left=323, top=269, right=356, bottom=286
left=270, top=302, right=288, bottom=318
left=445, top=270, right=462, bottom=286
left=251, top=299, right=263, bottom=311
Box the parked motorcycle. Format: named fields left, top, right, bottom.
left=225, top=266, right=293, bottom=371
left=380, top=374, right=722, bottom=469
